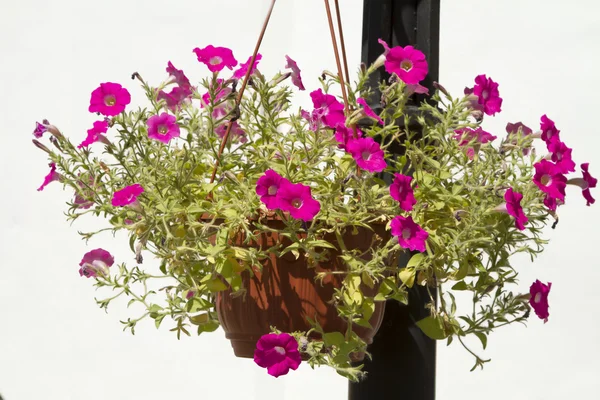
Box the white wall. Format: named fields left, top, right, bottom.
left=1, top=1, right=598, bottom=399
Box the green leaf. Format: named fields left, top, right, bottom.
left=451, top=281, right=468, bottom=291
left=415, top=316, right=448, bottom=340
left=474, top=332, right=488, bottom=349
left=323, top=332, right=345, bottom=347
left=407, top=253, right=425, bottom=269
left=399, top=267, right=416, bottom=288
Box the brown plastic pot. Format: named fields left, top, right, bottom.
left=216, top=219, right=389, bottom=361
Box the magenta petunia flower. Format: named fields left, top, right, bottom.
left=404, top=83, right=429, bottom=96
left=453, top=127, right=497, bottom=159
left=78, top=120, right=110, bottom=149
left=529, top=280, right=551, bottom=323
left=79, top=248, right=114, bottom=278
left=233, top=53, right=262, bottom=79
left=390, top=173, right=416, bottom=212
left=504, top=188, right=528, bottom=231
left=334, top=124, right=362, bottom=150
left=284, top=55, right=305, bottom=91
left=540, top=114, right=560, bottom=143
left=147, top=113, right=180, bottom=144
left=546, top=137, right=575, bottom=173
left=256, top=169, right=290, bottom=210
left=37, top=162, right=61, bottom=191
left=390, top=215, right=428, bottom=253
left=193, top=45, right=237, bottom=73
left=254, top=333, right=302, bottom=378
left=301, top=109, right=322, bottom=132
left=166, top=61, right=192, bottom=90
left=346, top=137, right=387, bottom=173
left=384, top=45, right=428, bottom=85
left=215, top=121, right=247, bottom=143
left=543, top=195, right=563, bottom=212
left=568, top=163, right=597, bottom=206
left=533, top=160, right=567, bottom=202
left=201, top=79, right=232, bottom=108
left=277, top=181, right=321, bottom=221
left=89, top=82, right=131, bottom=117
left=357, top=98, right=383, bottom=125
left=310, top=89, right=346, bottom=128
left=33, top=121, right=48, bottom=138
left=112, top=184, right=144, bottom=207
left=466, top=75, right=502, bottom=116
left=506, top=121, right=533, bottom=155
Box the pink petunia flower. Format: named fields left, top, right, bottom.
left=193, top=45, right=237, bottom=73
left=233, top=54, right=262, bottom=80
left=310, top=89, right=346, bottom=128
left=147, top=113, right=180, bottom=144
left=404, top=83, right=430, bottom=96
left=533, top=160, right=567, bottom=202
left=112, top=184, right=144, bottom=207
left=357, top=98, right=383, bottom=125
left=334, top=124, right=362, bottom=150
left=37, top=162, right=61, bottom=191
left=390, top=215, right=428, bottom=253
left=284, top=55, right=305, bottom=90
left=529, top=280, right=551, bottom=323
left=215, top=121, right=247, bottom=143
left=79, top=248, right=114, bottom=278
left=277, top=181, right=321, bottom=221
left=89, top=82, right=131, bottom=117
left=166, top=61, right=192, bottom=90
left=540, top=115, right=560, bottom=143
left=384, top=45, right=428, bottom=85
left=254, top=333, right=302, bottom=378
left=33, top=121, right=48, bottom=138
left=201, top=79, right=232, bottom=108
left=542, top=195, right=563, bottom=212
left=568, top=163, right=597, bottom=206
left=78, top=120, right=110, bottom=149
left=503, top=188, right=528, bottom=231
left=390, top=173, right=417, bottom=212
left=465, top=75, right=502, bottom=116
left=453, top=127, right=497, bottom=159
left=506, top=121, right=533, bottom=155
left=346, top=137, right=387, bottom=173
left=256, top=169, right=290, bottom=210
left=546, top=137, right=575, bottom=173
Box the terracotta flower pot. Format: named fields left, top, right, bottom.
left=216, top=220, right=389, bottom=361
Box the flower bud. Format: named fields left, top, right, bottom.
left=32, top=139, right=52, bottom=154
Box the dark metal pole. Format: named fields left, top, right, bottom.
left=349, top=1, right=440, bottom=399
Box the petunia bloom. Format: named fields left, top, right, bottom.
left=546, top=137, right=575, bottom=173
left=201, top=78, right=232, bottom=108
left=254, top=333, right=302, bottom=378
left=301, top=109, right=322, bottom=132
left=466, top=75, right=502, bottom=116
left=89, top=82, right=131, bottom=116
left=166, top=61, right=192, bottom=90
left=78, top=120, right=110, bottom=149
left=453, top=127, right=497, bottom=159
left=215, top=121, right=247, bottom=143
left=79, top=248, right=114, bottom=278
left=310, top=89, right=346, bottom=128
left=334, top=124, right=362, bottom=150
left=390, top=173, right=416, bottom=212
left=529, top=280, right=551, bottom=323
left=539, top=114, right=560, bottom=143
left=503, top=188, right=528, bottom=230
left=284, top=55, right=305, bottom=90
left=233, top=54, right=262, bottom=79
left=37, top=162, right=61, bottom=191
left=256, top=169, right=290, bottom=210
left=33, top=121, right=48, bottom=138
left=157, top=62, right=193, bottom=111
left=506, top=121, right=533, bottom=155
left=346, top=137, right=387, bottom=173
left=384, top=45, right=428, bottom=85
left=390, top=215, right=428, bottom=252
left=568, top=163, right=597, bottom=206
left=111, top=184, right=144, bottom=207
left=147, top=113, right=180, bottom=143
left=533, top=160, right=567, bottom=202
left=357, top=98, right=383, bottom=125
left=193, top=45, right=237, bottom=72
left=277, top=181, right=321, bottom=221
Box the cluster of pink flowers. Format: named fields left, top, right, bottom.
left=157, top=61, right=194, bottom=111
left=255, top=169, right=320, bottom=221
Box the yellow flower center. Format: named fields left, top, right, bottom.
left=209, top=56, right=223, bottom=65
left=158, top=125, right=168, bottom=135
left=541, top=174, right=552, bottom=186
left=104, top=95, right=116, bottom=106
left=400, top=59, right=413, bottom=71
left=268, top=185, right=278, bottom=196
left=292, top=198, right=303, bottom=209
left=274, top=346, right=286, bottom=355
left=402, top=228, right=411, bottom=240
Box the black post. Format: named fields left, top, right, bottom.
left=349, top=1, right=440, bottom=399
